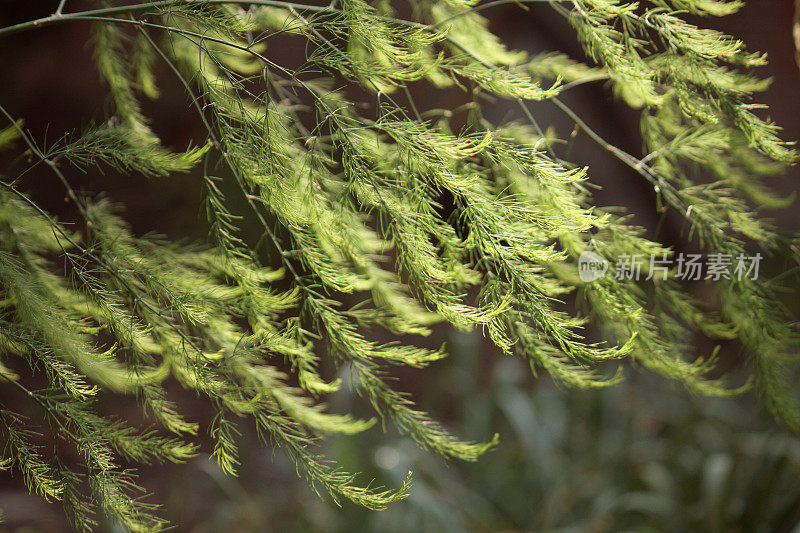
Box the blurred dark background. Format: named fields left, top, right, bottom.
left=0, top=1, right=799, bottom=531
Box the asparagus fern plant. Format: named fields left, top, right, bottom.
left=0, top=0, right=797, bottom=530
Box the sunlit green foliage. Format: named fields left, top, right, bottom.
left=0, top=0, right=797, bottom=530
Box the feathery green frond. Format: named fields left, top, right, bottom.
left=0, top=0, right=797, bottom=529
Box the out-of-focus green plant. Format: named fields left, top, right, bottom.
left=175, top=332, right=800, bottom=532
left=343, top=356, right=800, bottom=532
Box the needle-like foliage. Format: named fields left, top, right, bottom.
left=0, top=0, right=797, bottom=530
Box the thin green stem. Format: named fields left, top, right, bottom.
left=55, top=0, right=68, bottom=16
left=0, top=0, right=563, bottom=40
left=0, top=103, right=89, bottom=221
